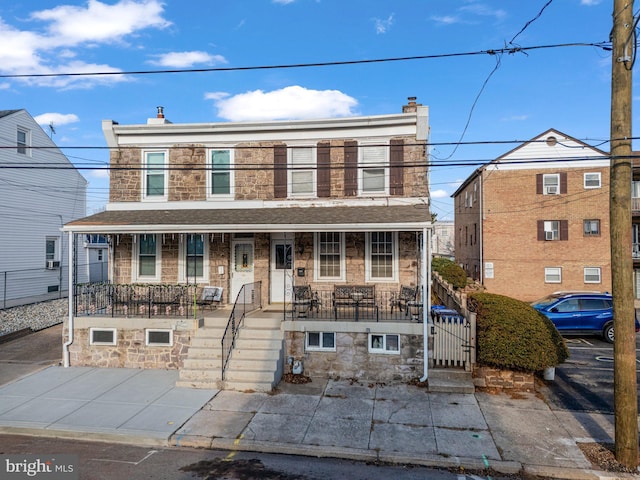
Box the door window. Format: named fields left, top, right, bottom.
left=275, top=244, right=292, bottom=270
left=235, top=244, right=253, bottom=272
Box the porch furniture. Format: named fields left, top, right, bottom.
left=292, top=285, right=319, bottom=318
left=390, top=285, right=417, bottom=315
left=333, top=285, right=378, bottom=321
left=406, top=300, right=423, bottom=322
left=196, top=286, right=223, bottom=310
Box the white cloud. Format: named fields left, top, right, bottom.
left=149, top=51, right=227, bottom=68
left=0, top=0, right=170, bottom=88
left=430, top=189, right=450, bottom=199
left=430, top=15, right=463, bottom=26
left=90, top=168, right=110, bottom=179
left=431, top=2, right=506, bottom=26
left=30, top=0, right=171, bottom=47
left=373, top=14, right=395, bottom=34
left=273, top=0, right=296, bottom=4
left=459, top=4, right=507, bottom=21
left=208, top=86, right=359, bottom=121
left=501, top=114, right=529, bottom=122
left=33, top=112, right=80, bottom=127
left=580, top=0, right=601, bottom=5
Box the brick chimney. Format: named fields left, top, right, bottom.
left=147, top=106, right=172, bottom=125
left=402, top=96, right=421, bottom=113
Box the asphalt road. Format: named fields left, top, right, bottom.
left=538, top=334, right=640, bottom=414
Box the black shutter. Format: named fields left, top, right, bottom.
left=559, top=172, right=567, bottom=194
left=317, top=142, right=331, bottom=197
left=274, top=145, right=287, bottom=198
left=536, top=174, right=543, bottom=195
left=390, top=139, right=404, bottom=195
left=537, top=220, right=545, bottom=241
left=344, top=141, right=357, bottom=196
left=560, top=220, right=569, bottom=240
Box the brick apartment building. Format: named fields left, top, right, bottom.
left=453, top=129, right=611, bottom=302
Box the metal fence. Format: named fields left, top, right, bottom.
left=74, top=283, right=198, bottom=318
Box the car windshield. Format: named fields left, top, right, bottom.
left=531, top=295, right=560, bottom=308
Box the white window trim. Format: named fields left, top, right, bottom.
left=368, top=333, right=400, bottom=354
left=584, top=267, right=602, bottom=284
left=314, top=232, right=346, bottom=282
left=543, top=174, right=560, bottom=195
left=544, top=267, right=562, bottom=284
left=584, top=172, right=602, bottom=189
left=17, top=126, right=31, bottom=156
left=288, top=145, right=317, bottom=198
left=45, top=236, right=60, bottom=262
left=90, top=328, right=117, bottom=346
left=142, top=150, right=168, bottom=201
left=131, top=234, right=162, bottom=282
left=178, top=234, right=210, bottom=283
left=358, top=143, right=389, bottom=196
left=206, top=148, right=235, bottom=199
left=365, top=232, right=398, bottom=282
left=145, top=329, right=174, bottom=346
left=305, top=332, right=336, bottom=352
left=544, top=221, right=560, bottom=241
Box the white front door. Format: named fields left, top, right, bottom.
left=231, top=239, right=254, bottom=303
left=271, top=235, right=293, bottom=303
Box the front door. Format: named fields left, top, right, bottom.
left=231, top=239, right=254, bottom=303
left=270, top=235, right=293, bottom=303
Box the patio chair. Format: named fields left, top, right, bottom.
left=292, top=285, right=319, bottom=318
left=390, top=285, right=417, bottom=315
left=196, top=286, right=223, bottom=310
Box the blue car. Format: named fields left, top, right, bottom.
left=531, top=291, right=640, bottom=343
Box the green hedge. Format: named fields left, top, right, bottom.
left=468, top=292, right=569, bottom=371
left=432, top=257, right=467, bottom=289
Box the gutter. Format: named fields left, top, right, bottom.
left=420, top=226, right=432, bottom=382
left=63, top=230, right=73, bottom=367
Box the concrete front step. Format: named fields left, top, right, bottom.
left=186, top=346, right=222, bottom=359
left=224, top=368, right=278, bottom=383
left=232, top=348, right=281, bottom=361
left=427, top=368, right=475, bottom=394
left=223, top=379, right=275, bottom=393
left=183, top=358, right=221, bottom=370
left=176, top=379, right=220, bottom=389
left=179, top=368, right=221, bottom=383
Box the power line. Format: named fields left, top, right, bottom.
left=0, top=42, right=611, bottom=79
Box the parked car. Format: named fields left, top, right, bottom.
left=531, top=291, right=640, bottom=343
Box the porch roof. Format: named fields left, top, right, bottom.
left=63, top=205, right=431, bottom=234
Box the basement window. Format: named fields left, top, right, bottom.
left=305, top=332, right=336, bottom=351
left=90, top=328, right=117, bottom=346
left=368, top=333, right=400, bottom=354
left=146, top=329, right=173, bottom=346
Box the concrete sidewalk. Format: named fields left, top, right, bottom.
left=0, top=366, right=636, bottom=479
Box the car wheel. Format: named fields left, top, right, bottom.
left=603, top=323, right=614, bottom=343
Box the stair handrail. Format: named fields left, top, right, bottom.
left=221, top=281, right=262, bottom=380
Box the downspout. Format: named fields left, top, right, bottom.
left=420, top=226, right=432, bottom=382
left=63, top=229, right=74, bottom=367
left=479, top=174, right=483, bottom=283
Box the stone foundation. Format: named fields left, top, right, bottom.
left=284, top=322, right=424, bottom=382
left=64, top=316, right=200, bottom=369
left=472, top=365, right=535, bottom=391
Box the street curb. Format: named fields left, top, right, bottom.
left=174, top=435, right=523, bottom=475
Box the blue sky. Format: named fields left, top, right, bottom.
left=0, top=0, right=617, bottom=218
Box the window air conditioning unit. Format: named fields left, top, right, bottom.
left=46, top=260, right=60, bottom=269
left=545, top=186, right=558, bottom=194
left=545, top=231, right=554, bottom=241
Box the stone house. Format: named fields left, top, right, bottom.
left=62, top=98, right=437, bottom=390
left=452, top=129, right=611, bottom=302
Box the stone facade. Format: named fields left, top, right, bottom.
left=64, top=316, right=199, bottom=369
left=283, top=322, right=424, bottom=382
left=472, top=366, right=535, bottom=391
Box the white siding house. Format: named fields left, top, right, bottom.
left=0, top=109, right=88, bottom=308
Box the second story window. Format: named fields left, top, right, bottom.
left=584, top=172, right=601, bottom=189
left=583, top=219, right=600, bottom=236
left=209, top=149, right=233, bottom=197
left=289, top=146, right=316, bottom=196
left=17, top=127, right=29, bottom=155
left=538, top=220, right=568, bottom=241
left=537, top=172, right=566, bottom=195
left=143, top=151, right=167, bottom=199
left=543, top=174, right=559, bottom=195
left=359, top=145, right=387, bottom=195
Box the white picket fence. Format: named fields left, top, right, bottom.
left=432, top=313, right=471, bottom=369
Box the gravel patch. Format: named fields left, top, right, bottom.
left=0, top=299, right=67, bottom=335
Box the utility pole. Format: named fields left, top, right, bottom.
left=610, top=0, right=638, bottom=469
